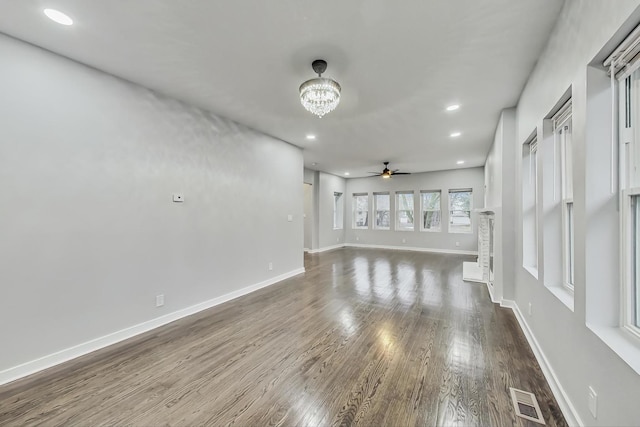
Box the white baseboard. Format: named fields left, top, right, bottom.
left=345, top=243, right=477, bottom=256
left=486, top=282, right=498, bottom=304
left=0, top=267, right=305, bottom=386
left=307, top=244, right=345, bottom=254
left=500, top=299, right=582, bottom=426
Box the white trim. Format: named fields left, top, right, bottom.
left=500, top=300, right=582, bottom=427
left=486, top=281, right=498, bottom=304
left=344, top=243, right=477, bottom=256
left=546, top=285, right=575, bottom=312
left=552, top=99, right=572, bottom=131
left=524, top=265, right=539, bottom=280
left=622, top=189, right=640, bottom=333
left=0, top=267, right=305, bottom=386
left=307, top=244, right=345, bottom=254
left=586, top=323, right=640, bottom=376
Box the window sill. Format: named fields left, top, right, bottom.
left=523, top=265, right=538, bottom=279
left=374, top=228, right=390, bottom=231
left=396, top=228, right=415, bottom=232
left=353, top=227, right=368, bottom=230
left=586, top=324, right=640, bottom=376
left=333, top=228, right=343, bottom=231
left=420, top=229, right=441, bottom=233
left=448, top=230, right=473, bottom=234
left=546, top=284, right=575, bottom=312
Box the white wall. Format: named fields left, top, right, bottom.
left=318, top=172, right=346, bottom=249
left=484, top=109, right=516, bottom=302
left=0, top=34, right=303, bottom=380
left=506, top=1, right=640, bottom=426
left=303, top=184, right=312, bottom=250
left=303, top=168, right=320, bottom=251
left=344, top=167, right=484, bottom=253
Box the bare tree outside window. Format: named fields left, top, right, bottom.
left=353, top=194, right=369, bottom=229
left=396, top=192, right=414, bottom=231
left=449, top=189, right=472, bottom=233
left=421, top=191, right=441, bottom=231
left=374, top=193, right=390, bottom=229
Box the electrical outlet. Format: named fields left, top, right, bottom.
left=287, top=214, right=293, bottom=222
left=268, top=262, right=273, bottom=271
left=156, top=294, right=165, bottom=307
left=173, top=194, right=184, bottom=202
left=528, top=302, right=532, bottom=316
left=337, top=237, right=340, bottom=242
left=455, top=241, right=460, bottom=247
left=356, top=236, right=359, bottom=241
left=588, top=386, right=597, bottom=418
left=402, top=238, right=406, bottom=243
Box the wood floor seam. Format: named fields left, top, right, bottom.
left=0, top=248, right=566, bottom=427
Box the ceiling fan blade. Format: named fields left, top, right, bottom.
left=391, top=172, right=411, bottom=175
left=392, top=169, right=400, bottom=172
left=367, top=172, right=383, bottom=174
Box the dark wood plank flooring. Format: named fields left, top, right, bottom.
left=0, top=248, right=566, bottom=426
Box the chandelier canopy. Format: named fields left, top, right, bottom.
left=299, top=59, right=341, bottom=118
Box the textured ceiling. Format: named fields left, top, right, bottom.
left=0, top=0, right=563, bottom=177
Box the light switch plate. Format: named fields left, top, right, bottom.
left=287, top=214, right=293, bottom=222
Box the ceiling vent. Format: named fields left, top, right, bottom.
left=509, top=387, right=546, bottom=425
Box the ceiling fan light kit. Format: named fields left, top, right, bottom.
left=299, top=59, right=341, bottom=118
left=368, top=162, right=411, bottom=178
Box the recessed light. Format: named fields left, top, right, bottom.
left=450, top=132, right=462, bottom=138
left=344, top=172, right=350, bottom=176
left=457, top=160, right=465, bottom=165
left=44, top=9, right=73, bottom=25
left=306, top=134, right=316, bottom=140
left=446, top=104, right=460, bottom=111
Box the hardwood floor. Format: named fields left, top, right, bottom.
left=0, top=248, right=566, bottom=426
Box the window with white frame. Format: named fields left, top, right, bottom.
left=373, top=192, right=390, bottom=230
left=522, top=138, right=538, bottom=271
left=333, top=192, right=343, bottom=230
left=420, top=190, right=441, bottom=231
left=619, top=69, right=640, bottom=334
left=353, top=193, right=369, bottom=229
left=396, top=192, right=415, bottom=231
left=633, top=194, right=640, bottom=329
left=608, top=37, right=640, bottom=335
left=448, top=189, right=472, bottom=233
left=554, top=100, right=574, bottom=292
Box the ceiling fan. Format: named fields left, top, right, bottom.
left=368, top=162, right=411, bottom=178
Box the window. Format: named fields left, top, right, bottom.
left=373, top=192, right=390, bottom=230
left=554, top=100, right=574, bottom=291
left=333, top=192, right=343, bottom=230
left=618, top=67, right=640, bottom=336
left=522, top=138, right=538, bottom=271
left=448, top=189, right=472, bottom=233
left=634, top=195, right=640, bottom=328
left=353, top=193, right=369, bottom=229
left=396, top=191, right=415, bottom=231
left=420, top=190, right=441, bottom=231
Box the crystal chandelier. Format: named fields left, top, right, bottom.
left=299, top=59, right=341, bottom=118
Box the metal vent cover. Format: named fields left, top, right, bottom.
left=509, top=387, right=546, bottom=425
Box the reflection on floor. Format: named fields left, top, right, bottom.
left=0, top=248, right=566, bottom=426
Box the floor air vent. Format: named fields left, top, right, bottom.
left=509, top=387, right=545, bottom=425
